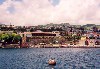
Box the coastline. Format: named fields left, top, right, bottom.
left=0, top=45, right=100, bottom=48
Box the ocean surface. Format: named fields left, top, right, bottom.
left=0, top=48, right=100, bottom=69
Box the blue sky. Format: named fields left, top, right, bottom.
left=0, top=0, right=60, bottom=6
left=0, top=0, right=5, bottom=5
left=49, top=0, right=60, bottom=6
left=0, top=0, right=22, bottom=4
left=7, top=5, right=15, bottom=14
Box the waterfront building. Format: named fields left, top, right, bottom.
left=52, top=31, right=60, bottom=37
left=19, top=31, right=56, bottom=48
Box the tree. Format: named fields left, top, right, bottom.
left=1, top=33, right=9, bottom=42
left=7, top=34, right=14, bottom=43
left=0, top=33, right=21, bottom=44
left=13, top=35, right=21, bottom=43
left=30, top=28, right=34, bottom=32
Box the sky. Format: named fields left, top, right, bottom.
left=0, top=0, right=100, bottom=26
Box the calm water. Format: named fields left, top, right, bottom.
left=0, top=48, right=100, bottom=69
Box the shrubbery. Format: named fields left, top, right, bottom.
left=0, top=33, right=21, bottom=44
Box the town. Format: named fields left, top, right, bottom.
left=0, top=23, right=100, bottom=48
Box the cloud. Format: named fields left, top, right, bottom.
left=0, top=0, right=100, bottom=26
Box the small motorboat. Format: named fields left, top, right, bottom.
left=48, top=59, right=56, bottom=65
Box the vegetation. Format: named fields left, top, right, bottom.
left=0, top=33, right=21, bottom=44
